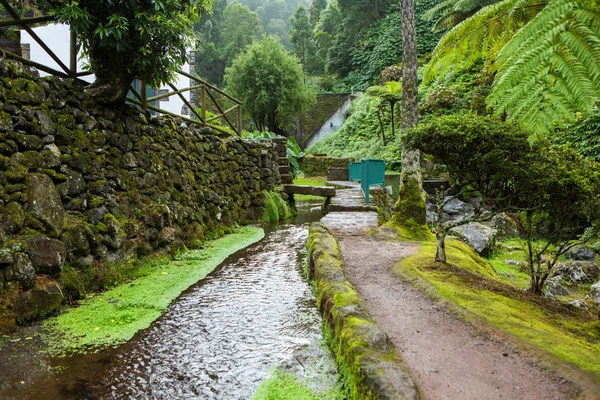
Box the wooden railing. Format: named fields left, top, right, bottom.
left=0, top=0, right=242, bottom=135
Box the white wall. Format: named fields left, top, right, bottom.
left=21, top=23, right=190, bottom=116
left=306, top=94, right=359, bottom=148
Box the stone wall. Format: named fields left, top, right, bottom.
left=0, top=61, right=279, bottom=331
left=299, top=155, right=355, bottom=177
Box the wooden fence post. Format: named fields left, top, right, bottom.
left=201, top=84, right=206, bottom=127
left=69, top=28, right=76, bottom=78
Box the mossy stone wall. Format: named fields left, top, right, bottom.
left=299, top=155, right=356, bottom=177
left=307, top=222, right=419, bottom=399
left=0, top=60, right=280, bottom=332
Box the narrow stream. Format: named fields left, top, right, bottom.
left=0, top=202, right=337, bottom=399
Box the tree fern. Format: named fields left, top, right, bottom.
left=487, top=0, right=600, bottom=138
left=424, top=0, right=537, bottom=83
left=422, top=0, right=502, bottom=31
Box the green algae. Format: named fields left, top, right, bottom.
left=44, top=226, right=265, bottom=356
left=252, top=368, right=343, bottom=400
left=396, top=238, right=600, bottom=382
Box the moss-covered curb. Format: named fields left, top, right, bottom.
left=307, top=222, right=419, bottom=400
left=43, top=226, right=265, bottom=356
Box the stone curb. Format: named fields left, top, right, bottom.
left=307, top=222, right=419, bottom=400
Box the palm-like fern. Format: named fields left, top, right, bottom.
left=425, top=0, right=600, bottom=137
left=422, top=0, right=502, bottom=31
left=488, top=0, right=600, bottom=138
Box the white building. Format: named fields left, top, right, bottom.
left=21, top=23, right=192, bottom=116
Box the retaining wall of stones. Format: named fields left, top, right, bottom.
left=307, top=222, right=419, bottom=400
left=0, top=60, right=279, bottom=331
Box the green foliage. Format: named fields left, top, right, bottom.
left=422, top=0, right=500, bottom=31
left=554, top=108, right=600, bottom=162
left=487, top=0, right=600, bottom=138
left=405, top=113, right=600, bottom=293
left=287, top=137, right=305, bottom=178
left=425, top=0, right=600, bottom=137
left=225, top=36, right=315, bottom=134
left=48, top=0, right=213, bottom=101
left=344, top=1, right=444, bottom=90
left=194, top=0, right=261, bottom=85
left=290, top=5, right=316, bottom=72
left=309, top=0, right=327, bottom=26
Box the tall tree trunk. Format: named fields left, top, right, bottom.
left=391, top=0, right=427, bottom=230
left=400, top=0, right=420, bottom=180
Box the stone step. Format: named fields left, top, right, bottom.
left=280, top=174, right=294, bottom=184
left=326, top=204, right=377, bottom=213
left=283, top=184, right=335, bottom=197
left=278, top=165, right=290, bottom=175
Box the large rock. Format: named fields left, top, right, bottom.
left=553, top=261, right=598, bottom=284
left=10, top=252, right=36, bottom=290
left=565, top=246, right=596, bottom=262
left=25, top=236, right=66, bottom=276
left=442, top=197, right=475, bottom=222
left=590, top=281, right=600, bottom=312
left=544, top=276, right=569, bottom=298
left=449, top=222, right=497, bottom=257
left=13, top=279, right=63, bottom=323
left=487, top=212, right=519, bottom=238
left=26, top=173, right=65, bottom=236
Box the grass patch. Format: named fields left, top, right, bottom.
left=294, top=176, right=331, bottom=202
left=44, top=226, right=265, bottom=356
left=252, top=368, right=343, bottom=400
left=262, top=191, right=293, bottom=222
left=396, top=238, right=600, bottom=381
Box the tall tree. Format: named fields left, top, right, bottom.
left=221, top=1, right=262, bottom=63
left=309, top=0, right=327, bottom=25
left=225, top=36, right=315, bottom=134
left=290, top=5, right=313, bottom=70
left=390, top=0, right=427, bottom=233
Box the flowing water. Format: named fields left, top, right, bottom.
left=0, top=202, right=337, bottom=399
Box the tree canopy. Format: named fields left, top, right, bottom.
left=224, top=36, right=315, bottom=134
left=46, top=0, right=213, bottom=104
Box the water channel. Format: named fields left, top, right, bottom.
left=0, top=201, right=339, bottom=399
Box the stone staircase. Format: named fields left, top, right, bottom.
left=272, top=138, right=293, bottom=184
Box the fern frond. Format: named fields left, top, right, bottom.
left=424, top=0, right=540, bottom=83
left=488, top=0, right=600, bottom=136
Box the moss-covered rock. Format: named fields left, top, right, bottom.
left=13, top=278, right=63, bottom=323
left=26, top=173, right=65, bottom=237
left=387, top=172, right=432, bottom=242
left=307, top=222, right=419, bottom=400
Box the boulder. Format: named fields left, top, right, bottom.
left=26, top=173, right=65, bottom=236
left=488, top=213, right=519, bottom=238
left=544, top=276, right=569, bottom=298
left=565, top=246, right=596, bottom=262
left=13, top=279, right=63, bottom=323
left=442, top=197, right=475, bottom=222
left=590, top=282, right=600, bottom=312
left=3, top=201, right=25, bottom=233
left=40, top=143, right=61, bottom=168
left=553, top=261, right=598, bottom=284
left=11, top=252, right=36, bottom=290
left=25, top=236, right=66, bottom=276
left=449, top=222, right=497, bottom=257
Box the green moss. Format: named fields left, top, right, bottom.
left=396, top=239, right=600, bottom=381
left=386, top=173, right=433, bottom=241
left=261, top=191, right=293, bottom=223
left=44, top=226, right=265, bottom=356
left=252, top=369, right=343, bottom=400
left=0, top=284, right=18, bottom=335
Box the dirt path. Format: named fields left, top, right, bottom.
left=338, top=235, right=582, bottom=400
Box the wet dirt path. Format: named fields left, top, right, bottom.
left=338, top=235, right=582, bottom=400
